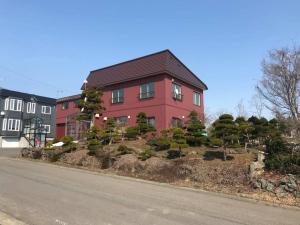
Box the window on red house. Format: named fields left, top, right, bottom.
left=171, top=117, right=183, bottom=128
left=62, top=102, right=69, bottom=110
left=140, top=82, right=154, bottom=99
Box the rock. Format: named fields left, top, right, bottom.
left=275, top=187, right=288, bottom=198
left=253, top=180, right=262, bottom=189
left=249, top=161, right=264, bottom=178
left=266, top=181, right=275, bottom=192
left=260, top=178, right=267, bottom=189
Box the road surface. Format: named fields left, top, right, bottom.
left=0, top=157, right=299, bottom=225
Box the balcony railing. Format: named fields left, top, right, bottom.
left=139, top=91, right=154, bottom=99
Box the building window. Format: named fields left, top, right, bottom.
left=114, top=116, right=128, bottom=126
left=7, top=99, right=22, bottom=111
left=4, top=98, right=9, bottom=110
left=193, top=92, right=201, bottom=106
left=41, top=106, right=51, bottom=114
left=16, top=100, right=22, bottom=111
left=74, top=99, right=81, bottom=107
left=147, top=117, right=156, bottom=127
left=172, top=83, right=182, bottom=100
left=7, top=119, right=21, bottom=131
left=62, top=102, right=69, bottom=110
left=9, top=99, right=15, bottom=110
left=2, top=118, right=7, bottom=131
left=112, top=89, right=124, bottom=104
left=27, top=102, right=36, bottom=114
left=42, top=124, right=51, bottom=133
left=140, top=82, right=154, bottom=99
left=171, top=117, right=183, bottom=128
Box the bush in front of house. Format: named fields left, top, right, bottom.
left=139, top=149, right=154, bottom=161
left=117, top=145, right=133, bottom=155
left=166, top=149, right=184, bottom=159
left=60, top=136, right=74, bottom=146
left=125, top=127, right=139, bottom=139
left=147, top=137, right=171, bottom=151
left=265, top=136, right=300, bottom=174
left=209, top=137, right=223, bottom=147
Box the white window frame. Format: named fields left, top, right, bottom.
left=42, top=124, right=51, bottom=133
left=9, top=99, right=15, bottom=111
left=4, top=98, right=9, bottom=110
left=27, top=102, right=36, bottom=114
left=41, top=106, right=51, bottom=114
left=7, top=119, right=21, bottom=131
left=193, top=92, right=201, bottom=106
left=2, top=118, right=7, bottom=131
left=16, top=100, right=22, bottom=111
left=172, top=83, right=182, bottom=100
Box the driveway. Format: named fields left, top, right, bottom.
left=0, top=158, right=299, bottom=225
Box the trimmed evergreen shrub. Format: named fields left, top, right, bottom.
left=117, top=145, right=132, bottom=155
left=139, top=149, right=154, bottom=161
left=125, top=127, right=139, bottom=139
left=167, top=149, right=183, bottom=159
left=60, top=136, right=74, bottom=146
left=147, top=137, right=171, bottom=151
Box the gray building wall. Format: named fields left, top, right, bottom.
left=0, top=89, right=56, bottom=147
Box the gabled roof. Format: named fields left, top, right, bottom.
left=84, top=50, right=208, bottom=90
left=0, top=88, right=56, bottom=105
left=57, top=94, right=81, bottom=103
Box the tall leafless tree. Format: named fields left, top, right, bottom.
left=257, top=46, right=300, bottom=128
left=250, top=94, right=264, bottom=118
left=235, top=99, right=248, bottom=118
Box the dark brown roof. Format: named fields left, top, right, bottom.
left=84, top=50, right=208, bottom=90
left=57, top=94, right=81, bottom=103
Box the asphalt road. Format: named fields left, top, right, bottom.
left=0, top=157, right=299, bottom=225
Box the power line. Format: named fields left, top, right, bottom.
left=0, top=65, right=78, bottom=95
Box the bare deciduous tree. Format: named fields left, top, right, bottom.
left=250, top=94, right=264, bottom=118
left=235, top=99, right=248, bottom=118
left=257, top=46, right=300, bottom=128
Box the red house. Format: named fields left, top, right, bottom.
left=56, top=50, right=207, bottom=138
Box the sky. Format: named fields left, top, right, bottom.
left=0, top=0, right=299, bottom=118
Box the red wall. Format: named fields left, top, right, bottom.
left=56, top=73, right=205, bottom=137
left=95, top=73, right=204, bottom=131
left=95, top=75, right=167, bottom=130
left=56, top=100, right=80, bottom=138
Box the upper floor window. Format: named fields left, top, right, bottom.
left=74, top=99, right=81, bottom=107
left=193, top=92, right=201, bottom=106
left=172, top=83, right=182, bottom=101
left=5, top=98, right=22, bottom=111
left=27, top=102, right=36, bottom=114
left=7, top=119, right=21, bottom=131
left=112, top=89, right=124, bottom=104
left=62, top=102, right=69, bottom=110
left=140, top=82, right=154, bottom=99
left=41, top=106, right=51, bottom=114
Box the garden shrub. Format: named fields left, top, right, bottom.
left=117, top=145, right=132, bottom=155
left=209, top=137, right=223, bottom=147
left=167, top=149, right=183, bottom=159
left=87, top=139, right=102, bottom=155
left=265, top=136, right=300, bottom=174
left=125, top=127, right=139, bottom=139
left=139, top=149, right=154, bottom=161
left=148, top=137, right=171, bottom=151
left=60, top=136, right=74, bottom=146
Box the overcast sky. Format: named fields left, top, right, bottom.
left=0, top=0, right=299, bottom=118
